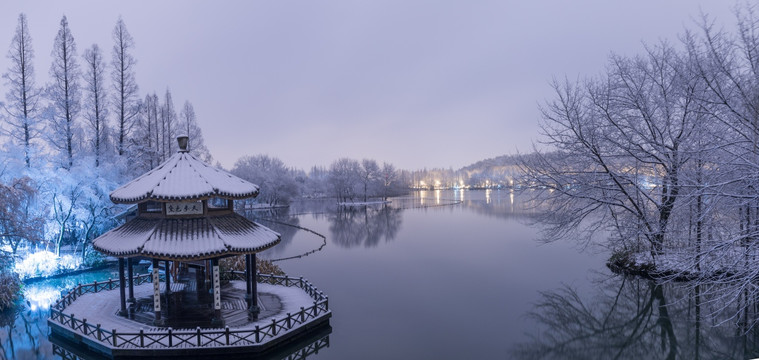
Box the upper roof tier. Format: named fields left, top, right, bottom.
left=110, top=137, right=259, bottom=204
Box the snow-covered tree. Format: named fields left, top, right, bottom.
left=47, top=169, right=82, bottom=256
left=328, top=158, right=361, bottom=202
left=0, top=177, right=44, bottom=254
left=522, top=41, right=704, bottom=256
left=304, top=166, right=329, bottom=197
left=47, top=15, right=81, bottom=169
left=379, top=162, right=399, bottom=200
left=358, top=159, right=380, bottom=202
left=232, top=155, right=299, bottom=206
left=82, top=44, right=108, bottom=167
left=179, top=100, right=212, bottom=162
left=134, top=92, right=160, bottom=169
left=111, top=16, right=138, bottom=157
left=2, top=13, right=42, bottom=168
left=160, top=88, right=176, bottom=160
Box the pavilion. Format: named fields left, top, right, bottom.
left=92, top=136, right=280, bottom=326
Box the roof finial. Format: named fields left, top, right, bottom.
left=177, top=136, right=189, bottom=152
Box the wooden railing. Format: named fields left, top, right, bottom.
left=53, top=333, right=330, bottom=359
left=48, top=272, right=329, bottom=349
left=51, top=273, right=156, bottom=310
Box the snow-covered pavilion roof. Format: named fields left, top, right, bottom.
left=110, top=149, right=259, bottom=204
left=92, top=213, right=281, bottom=260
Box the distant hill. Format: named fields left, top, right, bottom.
left=459, top=154, right=520, bottom=173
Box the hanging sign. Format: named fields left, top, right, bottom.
left=166, top=201, right=203, bottom=216
left=153, top=267, right=161, bottom=311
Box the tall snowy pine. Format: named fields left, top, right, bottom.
left=83, top=44, right=108, bottom=167
left=2, top=13, right=41, bottom=168
left=111, top=17, right=138, bottom=156
left=48, top=15, right=81, bottom=169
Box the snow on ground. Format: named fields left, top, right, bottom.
left=337, top=200, right=391, bottom=206
left=621, top=247, right=755, bottom=279
left=241, top=203, right=289, bottom=210
left=61, top=280, right=317, bottom=332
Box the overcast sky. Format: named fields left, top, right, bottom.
left=0, top=1, right=739, bottom=171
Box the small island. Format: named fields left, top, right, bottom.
left=48, top=137, right=331, bottom=357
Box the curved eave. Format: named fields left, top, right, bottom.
left=92, top=214, right=280, bottom=261
left=108, top=152, right=260, bottom=204
left=109, top=188, right=260, bottom=205
left=139, top=239, right=281, bottom=261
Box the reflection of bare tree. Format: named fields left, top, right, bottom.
left=329, top=205, right=402, bottom=248
left=512, top=276, right=759, bottom=360
left=0, top=305, right=50, bottom=360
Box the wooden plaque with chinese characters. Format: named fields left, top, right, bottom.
left=166, top=201, right=203, bottom=216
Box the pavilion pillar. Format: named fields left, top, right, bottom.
left=152, top=259, right=162, bottom=325
left=118, top=258, right=127, bottom=316
left=245, top=254, right=252, bottom=301
left=164, top=260, right=172, bottom=316
left=249, top=253, right=260, bottom=318
left=165, top=260, right=172, bottom=294
left=204, top=260, right=212, bottom=292
left=127, top=257, right=135, bottom=304
left=212, top=258, right=223, bottom=326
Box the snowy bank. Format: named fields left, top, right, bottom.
left=607, top=249, right=751, bottom=281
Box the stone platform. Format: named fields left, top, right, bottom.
left=48, top=273, right=331, bottom=358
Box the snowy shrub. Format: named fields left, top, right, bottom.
left=13, top=250, right=82, bottom=280
left=219, top=255, right=285, bottom=281
left=83, top=250, right=105, bottom=267
left=15, top=251, right=58, bottom=279
left=0, top=272, right=21, bottom=311
left=58, top=254, right=81, bottom=271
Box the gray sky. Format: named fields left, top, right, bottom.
left=0, top=1, right=737, bottom=171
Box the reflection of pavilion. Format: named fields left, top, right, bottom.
left=48, top=137, right=331, bottom=357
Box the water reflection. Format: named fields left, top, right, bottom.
left=512, top=275, right=759, bottom=360
left=0, top=301, right=53, bottom=359
left=255, top=190, right=539, bottom=256
left=328, top=205, right=403, bottom=248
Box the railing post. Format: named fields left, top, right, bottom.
left=168, top=328, right=173, bottom=347
left=82, top=319, right=88, bottom=335
left=300, top=307, right=305, bottom=322
left=285, top=275, right=289, bottom=286
left=255, top=325, right=260, bottom=343
left=70, top=313, right=75, bottom=329
left=97, top=324, right=102, bottom=341
left=93, top=280, right=98, bottom=293
left=108, top=278, right=113, bottom=290
left=299, top=276, right=303, bottom=288
left=271, top=319, right=277, bottom=336
left=197, top=327, right=202, bottom=346
left=286, top=313, right=292, bottom=328
left=225, top=326, right=230, bottom=345
left=140, top=328, right=145, bottom=348
left=112, top=329, right=118, bottom=347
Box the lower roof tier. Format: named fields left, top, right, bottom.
left=92, top=213, right=280, bottom=260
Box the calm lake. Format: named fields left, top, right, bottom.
left=2, top=190, right=757, bottom=359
